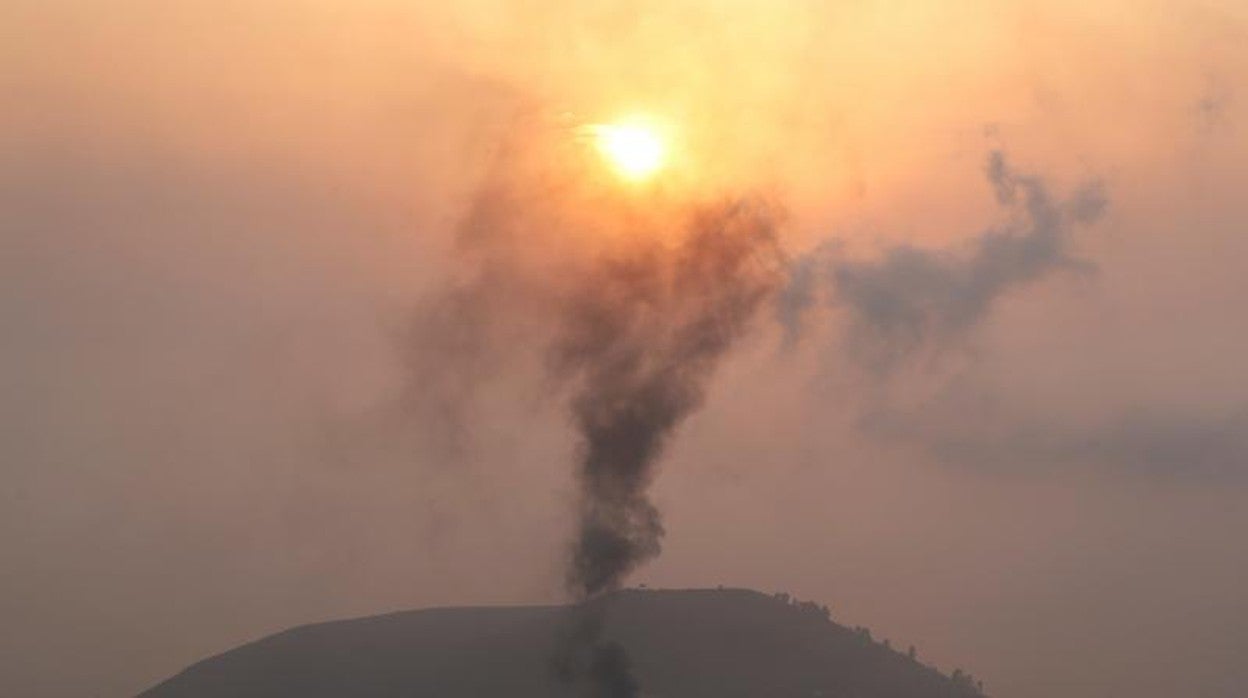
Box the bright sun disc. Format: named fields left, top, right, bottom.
left=592, top=121, right=667, bottom=181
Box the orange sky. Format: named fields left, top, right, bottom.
left=3, top=2, right=1247, bottom=697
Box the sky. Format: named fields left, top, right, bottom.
left=2, top=1, right=1247, bottom=696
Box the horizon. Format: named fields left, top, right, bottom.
left=141, top=586, right=988, bottom=698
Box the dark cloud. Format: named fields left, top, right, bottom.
left=414, top=140, right=785, bottom=694
left=554, top=201, right=783, bottom=597
left=782, top=150, right=1107, bottom=372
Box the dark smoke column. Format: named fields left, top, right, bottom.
left=415, top=128, right=785, bottom=694
left=554, top=200, right=782, bottom=598
left=548, top=199, right=783, bottom=696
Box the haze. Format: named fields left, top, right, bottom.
left=3, top=2, right=1247, bottom=697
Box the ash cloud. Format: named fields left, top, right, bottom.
left=783, top=150, right=1108, bottom=372
left=554, top=201, right=783, bottom=597
left=415, top=147, right=1113, bottom=600
left=415, top=144, right=784, bottom=695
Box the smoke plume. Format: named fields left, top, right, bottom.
left=414, top=138, right=1103, bottom=695
left=782, top=150, right=1108, bottom=371
left=413, top=140, right=1109, bottom=696
left=415, top=131, right=784, bottom=694
left=548, top=200, right=782, bottom=696
left=554, top=200, right=783, bottom=597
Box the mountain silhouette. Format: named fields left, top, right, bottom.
left=140, top=588, right=985, bottom=697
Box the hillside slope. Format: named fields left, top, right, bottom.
left=141, top=588, right=984, bottom=698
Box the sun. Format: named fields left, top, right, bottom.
left=591, top=119, right=668, bottom=182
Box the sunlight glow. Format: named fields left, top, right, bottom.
left=591, top=120, right=667, bottom=181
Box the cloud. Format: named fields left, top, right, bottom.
left=782, top=150, right=1107, bottom=372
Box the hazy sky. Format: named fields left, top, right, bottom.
left=3, top=2, right=1247, bottom=697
